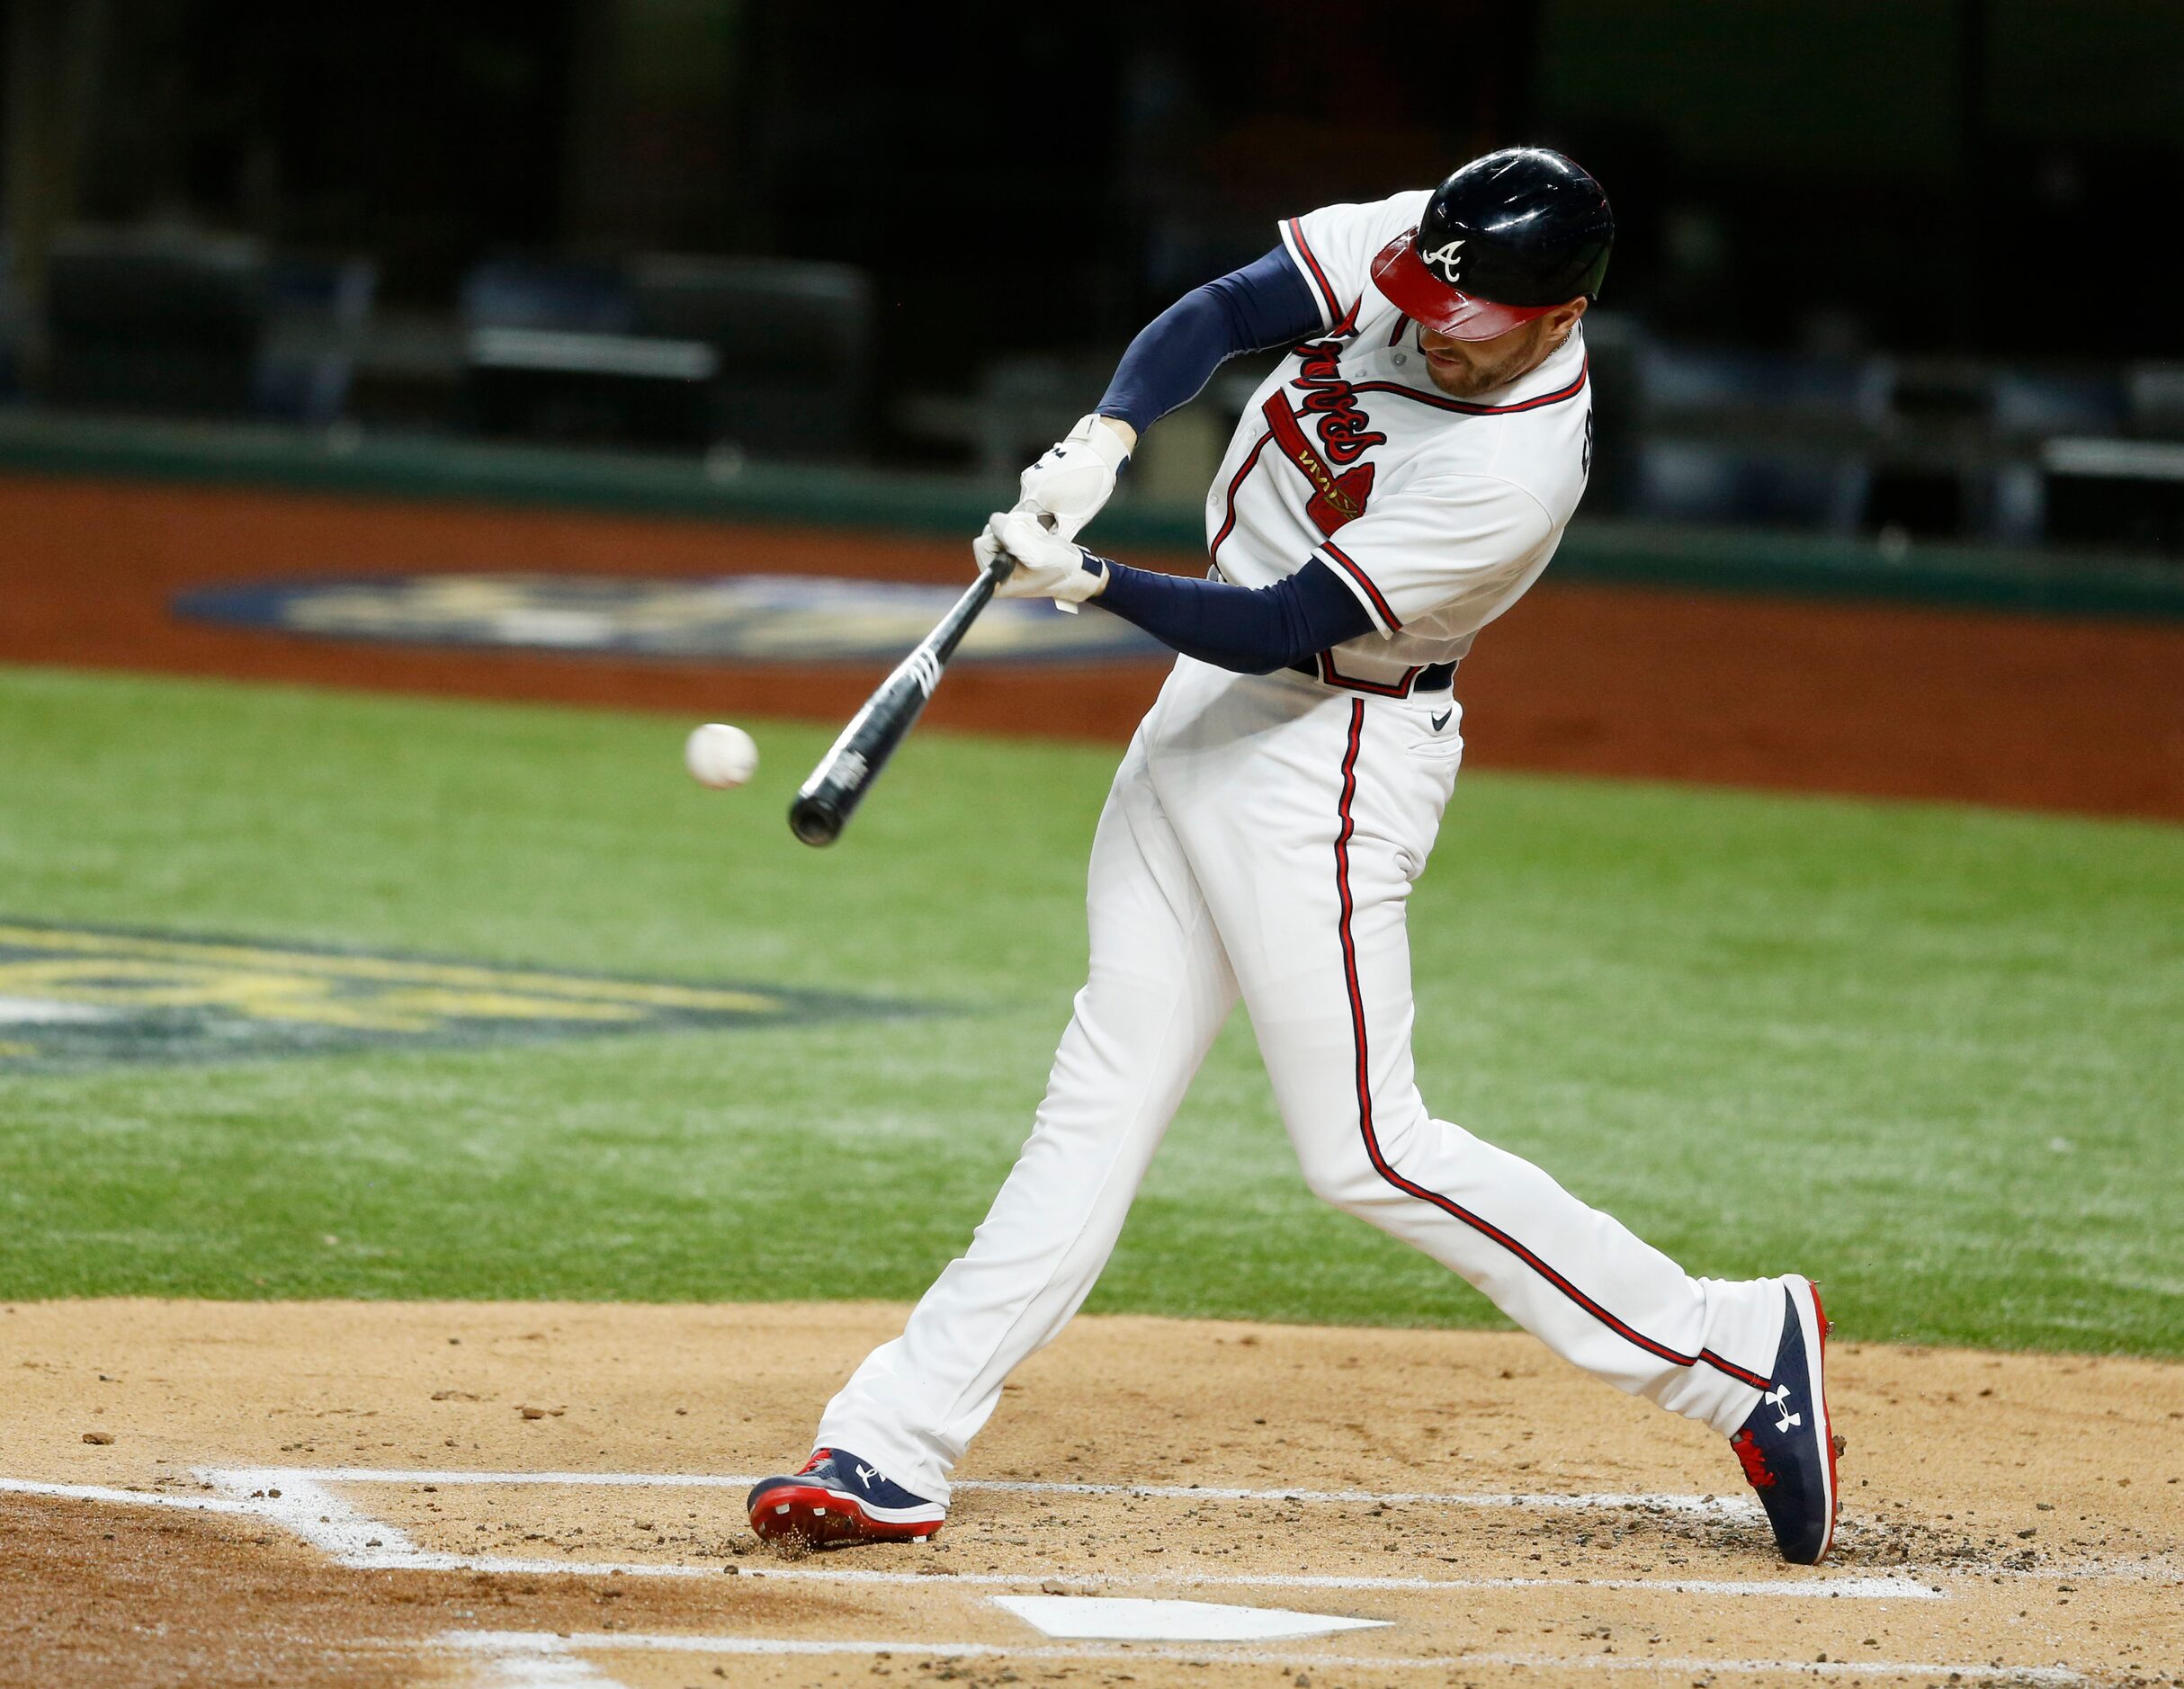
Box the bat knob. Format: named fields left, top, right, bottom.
left=788, top=794, right=843, bottom=847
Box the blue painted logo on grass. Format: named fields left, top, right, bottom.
left=173, top=573, right=1160, bottom=664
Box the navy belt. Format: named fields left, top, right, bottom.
left=1287, top=657, right=1455, bottom=698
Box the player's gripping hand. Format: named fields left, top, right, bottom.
left=976, top=509, right=1108, bottom=606
left=1012, top=413, right=1136, bottom=541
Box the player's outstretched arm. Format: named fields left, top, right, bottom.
left=1007, top=249, right=1324, bottom=547
left=1094, top=247, right=1324, bottom=436
left=980, top=511, right=1373, bottom=675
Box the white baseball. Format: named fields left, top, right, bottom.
left=685, top=723, right=759, bottom=789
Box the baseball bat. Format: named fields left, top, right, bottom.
left=788, top=559, right=1012, bottom=846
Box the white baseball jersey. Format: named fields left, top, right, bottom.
left=1204, top=189, right=1593, bottom=690
left=812, top=195, right=1790, bottom=1508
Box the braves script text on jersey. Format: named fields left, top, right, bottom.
left=815, top=192, right=1792, bottom=1501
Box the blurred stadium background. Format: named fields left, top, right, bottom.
left=4, top=0, right=2184, bottom=587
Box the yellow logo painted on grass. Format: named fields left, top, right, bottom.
left=0, top=922, right=899, bottom=1069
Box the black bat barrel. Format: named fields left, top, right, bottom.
left=788, top=793, right=851, bottom=847
left=788, top=566, right=1005, bottom=846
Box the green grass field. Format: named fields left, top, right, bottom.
left=1, top=663, right=2177, bottom=1355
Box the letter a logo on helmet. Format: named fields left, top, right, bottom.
left=1420, top=239, right=1466, bottom=284
left=1371, top=147, right=1614, bottom=342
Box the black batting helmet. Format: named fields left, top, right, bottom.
left=1371, top=147, right=1614, bottom=341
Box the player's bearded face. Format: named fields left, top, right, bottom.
left=1418, top=308, right=1580, bottom=398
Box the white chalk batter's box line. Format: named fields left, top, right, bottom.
left=3, top=1468, right=2166, bottom=1592
left=196, top=1466, right=2183, bottom=1586
left=446, top=1631, right=2098, bottom=1687
left=189, top=1464, right=1929, bottom=1598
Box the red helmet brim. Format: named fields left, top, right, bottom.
left=1370, top=235, right=1562, bottom=342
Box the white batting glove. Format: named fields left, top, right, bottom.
left=1014, top=413, right=1134, bottom=541
left=975, top=509, right=1108, bottom=607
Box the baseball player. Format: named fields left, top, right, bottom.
left=749, top=149, right=1839, bottom=1565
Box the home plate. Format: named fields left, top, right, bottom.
left=992, top=1595, right=1392, bottom=1643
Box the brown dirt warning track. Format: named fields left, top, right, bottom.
left=1, top=1301, right=2180, bottom=1689
left=3, top=473, right=2183, bottom=821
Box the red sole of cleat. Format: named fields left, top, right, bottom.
left=1808, top=1280, right=1839, bottom=1562
left=747, top=1481, right=942, bottom=1549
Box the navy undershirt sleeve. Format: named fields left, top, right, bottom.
left=1080, top=247, right=1358, bottom=670
left=1086, top=556, right=1377, bottom=675
left=1096, top=247, right=1323, bottom=434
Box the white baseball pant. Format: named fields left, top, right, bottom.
left=818, top=657, right=1786, bottom=1502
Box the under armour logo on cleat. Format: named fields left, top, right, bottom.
left=1766, top=1386, right=1801, bottom=1434
left=855, top=1464, right=878, bottom=1488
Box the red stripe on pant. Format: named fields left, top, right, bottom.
left=1331, top=701, right=1770, bottom=1394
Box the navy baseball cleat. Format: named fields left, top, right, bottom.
left=747, top=1448, right=945, bottom=1548
left=1729, top=1277, right=1841, bottom=1564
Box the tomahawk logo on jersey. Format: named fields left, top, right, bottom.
left=1203, top=191, right=1592, bottom=692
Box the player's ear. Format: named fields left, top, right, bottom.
left=1540, top=298, right=1587, bottom=343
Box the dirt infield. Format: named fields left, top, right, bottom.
left=4, top=473, right=2183, bottom=821
left=2, top=1300, right=2177, bottom=1688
